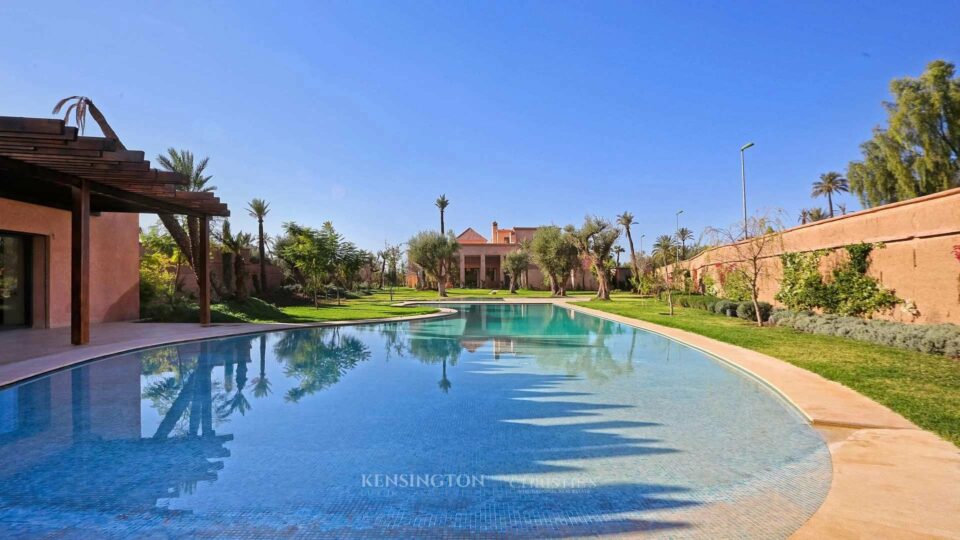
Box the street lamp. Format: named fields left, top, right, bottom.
left=675, top=210, right=684, bottom=262
left=740, top=142, right=755, bottom=239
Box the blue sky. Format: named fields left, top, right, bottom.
left=2, top=1, right=958, bottom=252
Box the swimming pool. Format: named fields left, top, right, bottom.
left=0, top=303, right=830, bottom=538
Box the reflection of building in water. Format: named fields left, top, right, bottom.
left=0, top=342, right=239, bottom=512
left=0, top=355, right=141, bottom=477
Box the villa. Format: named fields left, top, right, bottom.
left=0, top=116, right=228, bottom=344
left=410, top=221, right=606, bottom=290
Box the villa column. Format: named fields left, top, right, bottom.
left=459, top=252, right=465, bottom=286
left=499, top=255, right=505, bottom=287
left=198, top=216, right=211, bottom=326
left=71, top=179, right=90, bottom=345
left=479, top=255, right=486, bottom=288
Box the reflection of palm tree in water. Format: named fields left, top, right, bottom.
left=438, top=358, right=452, bottom=393
left=252, top=334, right=271, bottom=398
left=221, top=340, right=252, bottom=417
left=273, top=327, right=372, bottom=402
left=406, top=327, right=463, bottom=394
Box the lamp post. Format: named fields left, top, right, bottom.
left=740, top=142, right=754, bottom=239
left=675, top=210, right=684, bottom=263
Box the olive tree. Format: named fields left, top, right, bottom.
left=407, top=231, right=459, bottom=297
left=529, top=226, right=579, bottom=296
left=504, top=250, right=530, bottom=294
left=565, top=217, right=621, bottom=300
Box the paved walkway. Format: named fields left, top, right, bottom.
left=1, top=299, right=957, bottom=538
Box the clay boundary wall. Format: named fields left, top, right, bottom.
left=671, top=187, right=960, bottom=324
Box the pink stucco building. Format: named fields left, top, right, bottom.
left=409, top=221, right=601, bottom=290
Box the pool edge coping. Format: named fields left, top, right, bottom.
left=0, top=307, right=459, bottom=389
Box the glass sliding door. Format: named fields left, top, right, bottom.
left=0, top=233, right=30, bottom=328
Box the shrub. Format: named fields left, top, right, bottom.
left=775, top=251, right=829, bottom=310
left=774, top=243, right=900, bottom=318
left=719, top=266, right=752, bottom=301
left=770, top=310, right=960, bottom=357
left=713, top=300, right=735, bottom=315
left=675, top=294, right=719, bottom=310
left=736, top=301, right=773, bottom=322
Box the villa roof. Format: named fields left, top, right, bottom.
left=457, top=227, right=488, bottom=243
left=0, top=116, right=229, bottom=217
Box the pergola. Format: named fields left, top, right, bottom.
left=0, top=116, right=229, bottom=344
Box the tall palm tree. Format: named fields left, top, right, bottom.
left=616, top=211, right=642, bottom=292
left=247, top=198, right=271, bottom=294
left=435, top=194, right=450, bottom=285
left=156, top=148, right=217, bottom=287
left=811, top=172, right=849, bottom=218
left=216, top=220, right=254, bottom=299
left=675, top=227, right=693, bottom=259
left=652, top=235, right=677, bottom=268
left=435, top=194, right=450, bottom=234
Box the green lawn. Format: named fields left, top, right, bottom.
left=577, top=296, right=960, bottom=447
left=151, top=287, right=589, bottom=325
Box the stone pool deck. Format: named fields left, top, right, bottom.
left=1, top=299, right=957, bottom=539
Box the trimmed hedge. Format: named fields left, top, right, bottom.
left=736, top=301, right=773, bottom=322
left=769, top=310, right=960, bottom=357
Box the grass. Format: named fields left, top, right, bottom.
left=578, top=296, right=960, bottom=447
left=142, top=287, right=586, bottom=325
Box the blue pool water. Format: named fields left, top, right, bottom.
left=0, top=304, right=830, bottom=538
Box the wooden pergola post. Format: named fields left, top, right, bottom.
left=198, top=215, right=211, bottom=326
left=71, top=180, right=90, bottom=345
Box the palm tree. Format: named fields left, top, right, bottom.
left=247, top=199, right=271, bottom=294
left=652, top=235, right=676, bottom=267
left=652, top=234, right=677, bottom=315
left=435, top=194, right=450, bottom=234
left=52, top=96, right=123, bottom=142
left=799, top=209, right=810, bottom=224
left=435, top=194, right=450, bottom=285
left=612, top=245, right=625, bottom=266
left=838, top=203, right=848, bottom=216
left=616, top=211, right=642, bottom=292
left=155, top=148, right=218, bottom=288
left=811, top=172, right=849, bottom=218
left=675, top=227, right=693, bottom=259
left=807, top=207, right=828, bottom=222
left=216, top=220, right=254, bottom=299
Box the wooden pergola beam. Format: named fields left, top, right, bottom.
left=71, top=179, right=90, bottom=345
